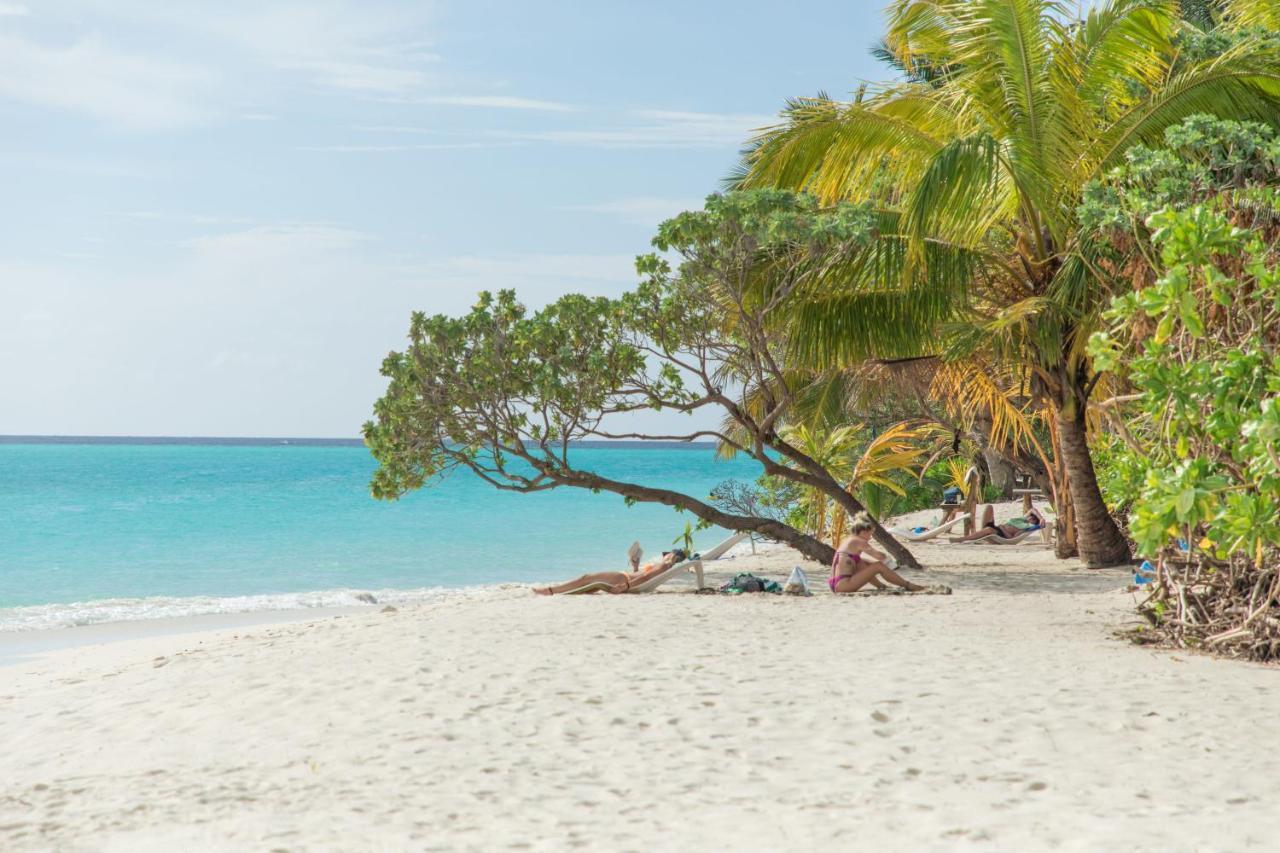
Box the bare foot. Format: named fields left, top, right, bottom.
left=533, top=587, right=552, bottom=596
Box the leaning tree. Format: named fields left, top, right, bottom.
left=366, top=191, right=924, bottom=569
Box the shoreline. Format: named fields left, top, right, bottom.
left=0, top=605, right=369, bottom=668
left=2, top=538, right=1275, bottom=850
left=0, top=503, right=1104, bottom=643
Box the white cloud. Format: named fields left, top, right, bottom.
left=275, top=58, right=431, bottom=94
left=0, top=33, right=215, bottom=130
left=296, top=141, right=522, bottom=153
left=414, top=252, right=635, bottom=284
left=120, top=1, right=440, bottom=95
left=0, top=1, right=442, bottom=128
left=0, top=151, right=155, bottom=178
left=324, top=108, right=775, bottom=154
left=421, top=94, right=577, bottom=112
left=0, top=236, right=646, bottom=435
left=182, top=224, right=371, bottom=257
left=568, top=196, right=705, bottom=226
left=352, top=124, right=439, bottom=134
left=502, top=109, right=774, bottom=149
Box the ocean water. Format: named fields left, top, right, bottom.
left=0, top=439, right=764, bottom=630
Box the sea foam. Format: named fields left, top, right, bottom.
left=0, top=584, right=524, bottom=632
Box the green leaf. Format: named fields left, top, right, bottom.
left=1175, top=487, right=1196, bottom=520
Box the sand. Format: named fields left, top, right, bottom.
left=1, top=531, right=1278, bottom=851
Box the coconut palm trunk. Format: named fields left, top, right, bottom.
left=1056, top=405, right=1129, bottom=566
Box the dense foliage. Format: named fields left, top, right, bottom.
left=740, top=0, right=1280, bottom=566
left=1085, top=115, right=1280, bottom=659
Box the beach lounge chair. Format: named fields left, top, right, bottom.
left=597, top=530, right=745, bottom=595
left=889, top=515, right=970, bottom=542
left=627, top=530, right=746, bottom=570
left=958, top=526, right=1050, bottom=546
left=628, top=557, right=704, bottom=593
left=555, top=557, right=705, bottom=595
left=693, top=531, right=749, bottom=561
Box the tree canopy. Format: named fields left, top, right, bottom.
left=738, top=0, right=1280, bottom=565
left=366, top=191, right=924, bottom=568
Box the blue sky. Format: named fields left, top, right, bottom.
left=1, top=0, right=889, bottom=437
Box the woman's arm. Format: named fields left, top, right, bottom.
left=861, top=545, right=888, bottom=563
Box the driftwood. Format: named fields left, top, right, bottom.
left=1131, top=550, right=1280, bottom=663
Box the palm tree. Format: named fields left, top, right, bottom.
left=779, top=421, right=933, bottom=544
left=739, top=0, right=1280, bottom=565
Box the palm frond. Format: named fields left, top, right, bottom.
left=1088, top=45, right=1280, bottom=176
left=928, top=360, right=1048, bottom=461
left=1223, top=0, right=1280, bottom=30
left=739, top=94, right=948, bottom=203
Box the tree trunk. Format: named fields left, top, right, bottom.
left=764, top=440, right=924, bottom=570
left=982, top=448, right=1016, bottom=498
left=1050, top=419, right=1078, bottom=559
left=1056, top=408, right=1130, bottom=567
left=824, top=488, right=922, bottom=570
left=560, top=469, right=838, bottom=565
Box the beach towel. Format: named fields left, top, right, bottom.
left=719, top=573, right=782, bottom=594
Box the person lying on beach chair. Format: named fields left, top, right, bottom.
left=534, top=549, right=688, bottom=596
left=953, top=505, right=1045, bottom=542
left=830, top=513, right=929, bottom=594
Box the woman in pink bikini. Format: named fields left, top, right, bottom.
left=830, top=513, right=927, bottom=593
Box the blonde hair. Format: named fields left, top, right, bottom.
left=849, top=512, right=874, bottom=534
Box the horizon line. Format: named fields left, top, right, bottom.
left=0, top=434, right=720, bottom=446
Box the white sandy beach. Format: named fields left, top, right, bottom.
left=2, top=533, right=1278, bottom=852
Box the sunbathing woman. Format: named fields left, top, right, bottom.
left=534, top=549, right=687, bottom=596
left=953, top=505, right=1045, bottom=542
left=830, top=513, right=927, bottom=594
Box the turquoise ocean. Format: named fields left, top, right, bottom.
left=0, top=438, right=762, bottom=631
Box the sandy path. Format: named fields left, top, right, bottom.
left=1, top=546, right=1276, bottom=851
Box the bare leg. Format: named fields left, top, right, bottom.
left=833, top=561, right=925, bottom=593
left=953, top=505, right=1003, bottom=542
left=874, top=563, right=926, bottom=592
left=534, top=571, right=630, bottom=595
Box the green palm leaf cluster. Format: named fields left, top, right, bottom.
left=739, top=0, right=1280, bottom=566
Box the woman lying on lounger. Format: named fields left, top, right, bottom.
left=830, top=513, right=927, bottom=594
left=953, top=505, right=1045, bottom=542
left=534, top=549, right=687, bottom=596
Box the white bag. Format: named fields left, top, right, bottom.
left=783, top=565, right=811, bottom=596
left=883, top=553, right=898, bottom=570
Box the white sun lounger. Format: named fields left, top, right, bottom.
left=627, top=558, right=705, bottom=593
left=959, top=526, right=1050, bottom=546
left=628, top=530, right=746, bottom=570
left=555, top=558, right=705, bottom=595
left=889, top=515, right=969, bottom=542
left=605, top=530, right=745, bottom=594
left=694, top=531, right=749, bottom=561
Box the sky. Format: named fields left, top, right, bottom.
left=0, top=0, right=890, bottom=437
